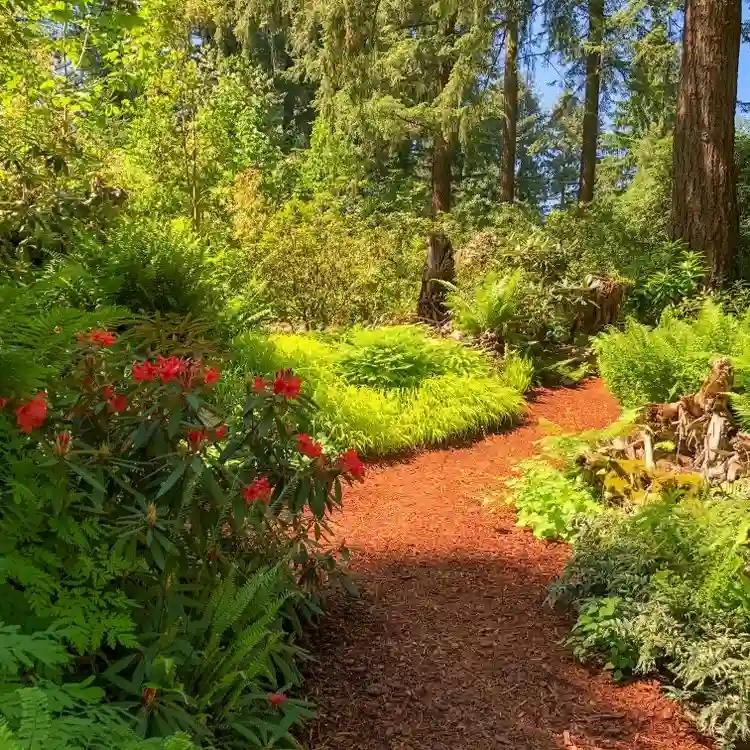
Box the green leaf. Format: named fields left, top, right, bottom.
left=156, top=461, right=187, bottom=499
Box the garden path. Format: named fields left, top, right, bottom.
left=305, top=380, right=713, bottom=750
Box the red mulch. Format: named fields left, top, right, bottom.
left=304, top=380, right=713, bottom=750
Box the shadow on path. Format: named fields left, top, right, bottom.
left=305, top=381, right=712, bottom=750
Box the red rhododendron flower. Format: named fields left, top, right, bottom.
left=187, top=429, right=208, bottom=451
left=267, top=693, right=288, bottom=708
left=101, top=385, right=115, bottom=400
left=273, top=371, right=302, bottom=400
left=132, top=360, right=158, bottom=382
left=214, top=424, right=228, bottom=440
left=203, top=367, right=220, bottom=386
left=0, top=397, right=8, bottom=409
left=297, top=433, right=323, bottom=459
left=90, top=329, right=117, bottom=347
left=109, top=394, right=128, bottom=413
left=78, top=329, right=117, bottom=348
left=252, top=376, right=268, bottom=394
left=15, top=393, right=48, bottom=434
left=156, top=356, right=186, bottom=383
left=338, top=449, right=365, bottom=481
left=54, top=431, right=72, bottom=456
left=242, top=476, right=273, bottom=505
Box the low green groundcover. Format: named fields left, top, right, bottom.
left=225, top=325, right=527, bottom=456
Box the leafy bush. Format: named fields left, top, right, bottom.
left=0, top=317, right=364, bottom=747
left=595, top=301, right=750, bottom=407
left=233, top=195, right=426, bottom=327
left=336, top=325, right=489, bottom=390
left=507, top=460, right=601, bottom=541
left=551, top=494, right=750, bottom=749
left=230, top=326, right=525, bottom=455
left=446, top=269, right=524, bottom=342
left=498, top=352, right=535, bottom=394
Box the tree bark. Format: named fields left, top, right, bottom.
left=500, top=12, right=519, bottom=204
left=578, top=0, right=604, bottom=204
left=671, top=0, right=741, bottom=288
left=431, top=130, right=452, bottom=214
left=418, top=15, right=458, bottom=324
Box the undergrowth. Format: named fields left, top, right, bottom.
left=595, top=301, right=750, bottom=407
left=550, top=493, right=750, bottom=748
left=228, top=325, right=526, bottom=455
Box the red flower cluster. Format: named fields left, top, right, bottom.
left=132, top=360, right=158, bottom=382
left=267, top=693, right=288, bottom=708
left=242, top=476, right=273, bottom=505
left=214, top=424, right=228, bottom=440
left=15, top=393, right=48, bottom=434
left=0, top=397, right=8, bottom=409
left=187, top=429, right=208, bottom=451
left=253, top=371, right=303, bottom=400
left=103, top=386, right=128, bottom=413
left=338, top=449, right=365, bottom=481
left=54, top=431, right=72, bottom=456
left=273, top=371, right=302, bottom=399
left=204, top=367, right=220, bottom=386
left=79, top=329, right=117, bottom=348
left=131, top=357, right=221, bottom=389
left=297, top=433, right=323, bottom=459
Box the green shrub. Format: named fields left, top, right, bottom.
left=0, top=317, right=361, bottom=747
left=594, top=301, right=750, bottom=407
left=507, top=460, right=601, bottom=541
left=446, top=269, right=524, bottom=341
left=234, top=195, right=426, bottom=327
left=498, top=352, right=535, bottom=394
left=230, top=326, right=525, bottom=455
left=551, top=494, right=750, bottom=749
left=336, top=325, right=490, bottom=390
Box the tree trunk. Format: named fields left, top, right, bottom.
left=500, top=13, right=519, bottom=204
left=578, top=0, right=604, bottom=204
left=417, top=232, right=455, bottom=323
left=671, top=0, right=741, bottom=288
left=431, top=130, right=452, bottom=214
left=418, top=14, right=458, bottom=324
left=418, top=133, right=455, bottom=323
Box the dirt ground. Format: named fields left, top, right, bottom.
left=305, top=380, right=713, bottom=750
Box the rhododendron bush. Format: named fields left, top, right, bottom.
left=0, top=323, right=363, bottom=747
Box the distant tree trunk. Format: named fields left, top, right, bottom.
left=578, top=0, right=604, bottom=204
left=418, top=14, right=458, bottom=324
left=431, top=130, right=452, bottom=214
left=500, top=12, right=519, bottom=204
left=671, top=0, right=741, bottom=287
left=418, top=131, right=455, bottom=323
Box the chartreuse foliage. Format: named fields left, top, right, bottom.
left=0, top=311, right=363, bottom=748
left=229, top=326, right=526, bottom=456
left=507, top=459, right=601, bottom=541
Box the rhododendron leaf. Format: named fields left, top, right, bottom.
left=166, top=408, right=184, bottom=438
left=185, top=394, right=202, bottom=412
left=150, top=538, right=166, bottom=570
left=69, top=463, right=107, bottom=494
left=156, top=460, right=187, bottom=498
left=201, top=470, right=225, bottom=506
left=308, top=486, right=325, bottom=517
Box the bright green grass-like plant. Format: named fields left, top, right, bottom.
left=230, top=326, right=525, bottom=455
